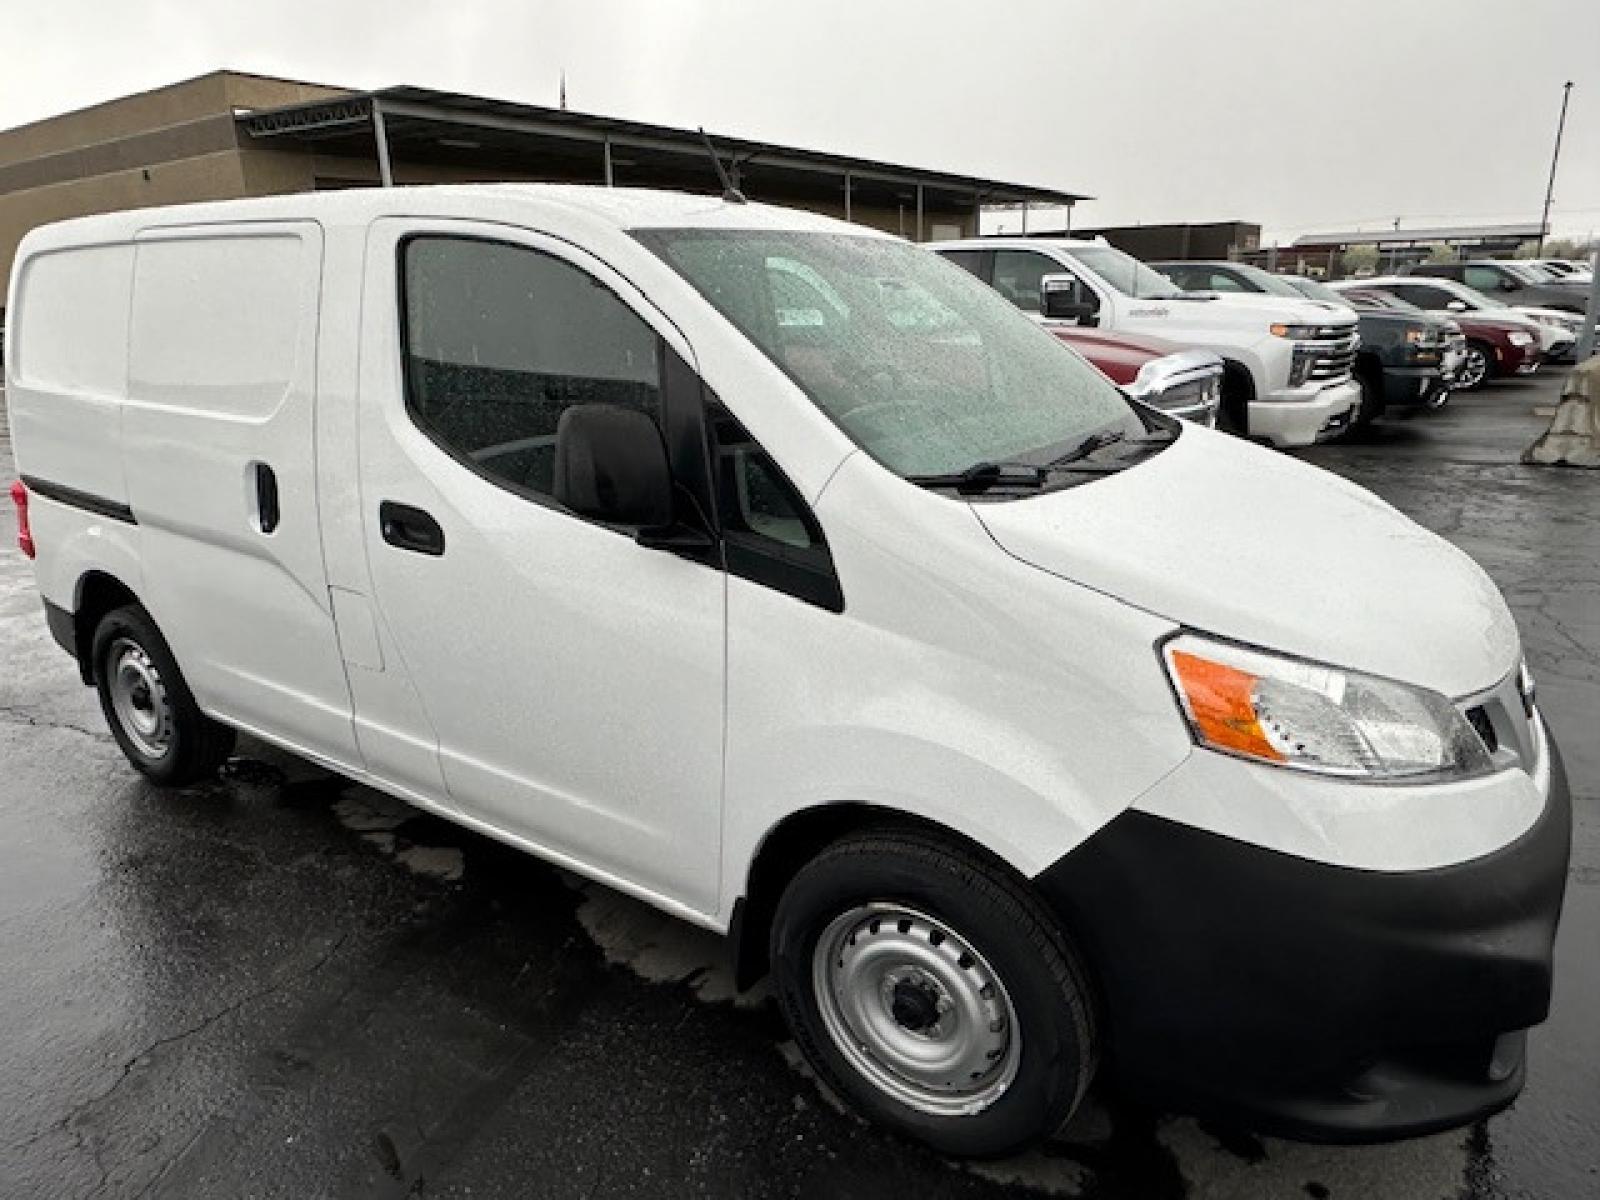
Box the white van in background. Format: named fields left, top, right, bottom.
left=4, top=187, right=1569, bottom=1156
left=929, top=236, right=1362, bottom=447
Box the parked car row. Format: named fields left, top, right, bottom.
left=932, top=230, right=1592, bottom=446
left=1152, top=261, right=1458, bottom=427
left=1408, top=258, right=1589, bottom=316
left=931, top=237, right=1362, bottom=447
left=1329, top=278, right=1549, bottom=387
left=1525, top=257, right=1594, bottom=283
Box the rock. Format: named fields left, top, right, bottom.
left=1524, top=356, right=1600, bottom=467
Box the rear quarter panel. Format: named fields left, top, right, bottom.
left=6, top=238, right=136, bottom=508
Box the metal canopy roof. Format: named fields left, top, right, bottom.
left=236, top=86, right=1088, bottom=209
left=1291, top=222, right=1546, bottom=248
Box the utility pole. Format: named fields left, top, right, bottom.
left=1537, top=81, right=1574, bottom=255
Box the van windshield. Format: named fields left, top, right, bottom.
left=635, top=229, right=1150, bottom=481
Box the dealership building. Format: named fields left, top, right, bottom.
left=0, top=70, right=1084, bottom=306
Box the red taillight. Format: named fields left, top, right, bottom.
left=10, top=480, right=34, bottom=559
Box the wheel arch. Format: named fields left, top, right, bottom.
left=71, top=570, right=142, bottom=684
left=731, top=803, right=1045, bottom=991
left=1217, top=357, right=1257, bottom=433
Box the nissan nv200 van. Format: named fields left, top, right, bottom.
left=4, top=187, right=1570, bottom=1157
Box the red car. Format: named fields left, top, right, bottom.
left=1337, top=287, right=1541, bottom=390
left=1051, top=327, right=1223, bottom=425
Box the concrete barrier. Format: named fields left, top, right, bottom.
left=1524, top=355, right=1600, bottom=467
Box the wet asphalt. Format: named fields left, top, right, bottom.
left=0, top=372, right=1596, bottom=1200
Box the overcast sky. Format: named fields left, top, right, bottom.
left=4, top=0, right=1598, bottom=245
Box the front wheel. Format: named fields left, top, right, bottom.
left=770, top=830, right=1098, bottom=1157
left=1351, top=370, right=1385, bottom=430
left=92, top=604, right=235, bottom=786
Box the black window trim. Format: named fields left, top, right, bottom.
left=703, top=398, right=845, bottom=613
left=394, top=230, right=844, bottom=612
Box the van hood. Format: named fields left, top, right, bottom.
left=974, top=428, right=1518, bottom=699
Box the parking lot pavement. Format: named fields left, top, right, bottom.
left=1, top=371, right=1595, bottom=1200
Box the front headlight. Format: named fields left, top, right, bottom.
left=1161, top=634, right=1493, bottom=780
left=1269, top=322, right=1320, bottom=339
left=1508, top=331, right=1535, bottom=347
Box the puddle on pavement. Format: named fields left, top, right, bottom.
left=255, top=752, right=1479, bottom=1200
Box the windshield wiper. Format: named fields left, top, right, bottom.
left=905, top=461, right=1048, bottom=494
left=1049, top=427, right=1176, bottom=470
left=1049, top=430, right=1127, bottom=466
left=910, top=429, right=1176, bottom=493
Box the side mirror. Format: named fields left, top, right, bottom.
left=553, top=404, right=674, bottom=529
left=1500, top=278, right=1520, bottom=292
left=1041, top=274, right=1099, bottom=325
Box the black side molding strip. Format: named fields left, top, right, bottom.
left=20, top=476, right=137, bottom=525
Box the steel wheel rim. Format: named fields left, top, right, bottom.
left=812, top=903, right=1022, bottom=1117
left=107, top=638, right=173, bottom=759
left=1461, top=349, right=1488, bottom=389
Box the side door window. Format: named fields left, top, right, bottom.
left=937, top=249, right=987, bottom=280
left=1159, top=264, right=1204, bottom=291
left=401, top=236, right=664, bottom=503
left=1464, top=265, right=1508, bottom=294
left=1205, top=269, right=1249, bottom=292
left=992, top=250, right=1063, bottom=313
left=1390, top=283, right=1449, bottom=310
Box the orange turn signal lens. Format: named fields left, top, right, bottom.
left=1167, top=649, right=1285, bottom=763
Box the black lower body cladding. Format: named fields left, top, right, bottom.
left=1034, top=739, right=1572, bottom=1142
left=1382, top=365, right=1447, bottom=409
left=44, top=600, right=75, bottom=659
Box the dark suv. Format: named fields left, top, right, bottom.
left=1406, top=260, right=1587, bottom=313
left=1153, top=261, right=1446, bottom=426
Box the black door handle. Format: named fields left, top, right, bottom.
left=380, top=501, right=445, bottom=556
left=255, top=463, right=280, bottom=534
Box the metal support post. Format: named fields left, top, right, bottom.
left=1577, top=246, right=1600, bottom=360
left=371, top=100, right=394, bottom=187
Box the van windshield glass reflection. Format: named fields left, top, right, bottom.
left=636, top=230, right=1149, bottom=480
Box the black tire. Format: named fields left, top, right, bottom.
left=1424, top=385, right=1452, bottom=412
left=1351, top=368, right=1385, bottom=431
left=770, top=829, right=1098, bottom=1158
left=1459, top=341, right=1494, bottom=391
left=92, top=604, right=235, bottom=786
left=1217, top=365, right=1252, bottom=436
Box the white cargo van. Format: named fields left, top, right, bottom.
left=4, top=187, right=1569, bottom=1156
left=929, top=236, right=1363, bottom=447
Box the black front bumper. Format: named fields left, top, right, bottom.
left=1034, top=740, right=1572, bottom=1143
left=1382, top=364, right=1445, bottom=408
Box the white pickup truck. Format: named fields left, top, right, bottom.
left=929, top=237, right=1361, bottom=447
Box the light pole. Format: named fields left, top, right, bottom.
left=1537, top=81, right=1574, bottom=255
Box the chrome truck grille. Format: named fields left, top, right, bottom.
left=1292, top=326, right=1360, bottom=386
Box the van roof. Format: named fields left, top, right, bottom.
left=20, top=184, right=888, bottom=246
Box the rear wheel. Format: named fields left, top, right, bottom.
left=1459, top=342, right=1493, bottom=391
left=770, top=829, right=1098, bottom=1157
left=92, top=605, right=235, bottom=786
left=1424, top=384, right=1452, bottom=412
